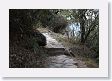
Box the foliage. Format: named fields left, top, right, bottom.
left=9, top=9, right=47, bottom=59
left=9, top=9, right=99, bottom=68
left=71, top=9, right=99, bottom=59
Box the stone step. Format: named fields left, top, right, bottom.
left=44, top=48, right=75, bottom=57
left=45, top=48, right=65, bottom=56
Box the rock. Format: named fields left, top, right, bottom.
left=31, top=31, right=46, bottom=46
left=63, top=59, right=75, bottom=64
left=63, top=65, right=78, bottom=68
left=64, top=49, right=70, bottom=55
left=44, top=55, right=79, bottom=68
left=64, top=49, right=75, bottom=57
left=46, top=48, right=65, bottom=56
left=74, top=62, right=78, bottom=66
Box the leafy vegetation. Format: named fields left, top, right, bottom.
left=9, top=9, right=99, bottom=68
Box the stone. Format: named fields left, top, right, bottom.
left=32, top=31, right=46, bottom=46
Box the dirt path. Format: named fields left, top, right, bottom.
left=42, top=32, right=87, bottom=68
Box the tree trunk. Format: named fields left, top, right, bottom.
left=73, top=27, right=74, bottom=36
left=80, top=21, right=85, bottom=44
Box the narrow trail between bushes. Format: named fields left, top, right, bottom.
left=43, top=33, right=64, bottom=48
left=42, top=32, right=87, bottom=68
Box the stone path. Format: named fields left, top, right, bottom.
left=44, top=55, right=78, bottom=68
left=42, top=33, right=87, bottom=68
left=42, top=33, right=64, bottom=48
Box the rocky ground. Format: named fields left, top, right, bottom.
left=41, top=32, right=87, bottom=68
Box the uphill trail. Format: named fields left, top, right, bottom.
left=41, top=32, right=87, bottom=68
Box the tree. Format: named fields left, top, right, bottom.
left=72, top=9, right=87, bottom=44
left=72, top=9, right=99, bottom=44
left=9, top=9, right=47, bottom=48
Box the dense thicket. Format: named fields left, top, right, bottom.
left=9, top=9, right=67, bottom=47
left=9, top=9, right=99, bottom=67
left=72, top=9, right=99, bottom=59
left=9, top=9, right=47, bottom=68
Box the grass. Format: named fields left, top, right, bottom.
left=82, top=58, right=98, bottom=68
left=52, top=32, right=99, bottom=68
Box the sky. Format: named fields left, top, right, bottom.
left=67, top=22, right=80, bottom=36
left=69, top=22, right=80, bottom=31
